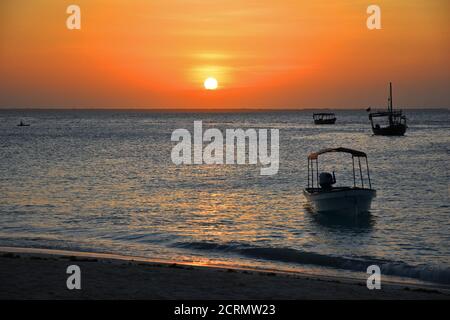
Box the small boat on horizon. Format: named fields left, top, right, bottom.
left=368, top=82, right=407, bottom=136
left=303, top=147, right=376, bottom=216
left=313, top=113, right=336, bottom=125
left=17, top=120, right=30, bottom=127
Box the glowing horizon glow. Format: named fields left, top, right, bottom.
left=204, top=77, right=218, bottom=90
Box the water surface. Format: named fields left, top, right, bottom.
left=0, top=109, right=449, bottom=285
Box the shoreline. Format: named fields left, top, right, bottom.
left=1, top=246, right=448, bottom=300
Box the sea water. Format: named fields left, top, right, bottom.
left=0, top=109, right=449, bottom=286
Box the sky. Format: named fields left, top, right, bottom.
left=0, top=0, right=448, bottom=109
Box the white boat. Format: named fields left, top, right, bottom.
left=303, top=147, right=376, bottom=216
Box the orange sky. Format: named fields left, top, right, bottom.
left=0, top=0, right=448, bottom=109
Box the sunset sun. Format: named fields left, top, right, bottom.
left=204, top=77, right=218, bottom=90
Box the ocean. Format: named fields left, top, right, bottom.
left=0, top=109, right=449, bottom=286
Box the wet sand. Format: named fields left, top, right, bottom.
left=0, top=247, right=448, bottom=300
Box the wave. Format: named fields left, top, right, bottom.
left=172, top=241, right=450, bottom=285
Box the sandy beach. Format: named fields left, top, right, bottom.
left=0, top=247, right=448, bottom=300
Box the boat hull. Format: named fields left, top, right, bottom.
left=372, top=124, right=406, bottom=136
left=314, top=118, right=336, bottom=125
left=303, top=188, right=376, bottom=216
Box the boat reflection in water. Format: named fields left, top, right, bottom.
left=305, top=203, right=375, bottom=232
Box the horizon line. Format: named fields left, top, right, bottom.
left=0, top=106, right=448, bottom=113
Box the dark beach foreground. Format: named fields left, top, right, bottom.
left=0, top=247, right=448, bottom=300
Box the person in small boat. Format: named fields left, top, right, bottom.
left=319, top=172, right=336, bottom=190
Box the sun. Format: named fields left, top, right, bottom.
left=204, top=77, right=218, bottom=90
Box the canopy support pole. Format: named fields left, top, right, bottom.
left=316, top=159, right=319, bottom=189
left=366, top=157, right=372, bottom=189
left=307, top=159, right=310, bottom=188
left=352, top=156, right=356, bottom=187
left=358, top=157, right=364, bottom=188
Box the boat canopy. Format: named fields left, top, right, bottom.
left=308, top=147, right=367, bottom=160
left=313, top=113, right=335, bottom=118
left=307, top=147, right=372, bottom=189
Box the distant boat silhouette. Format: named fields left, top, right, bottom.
left=368, top=83, right=407, bottom=136
left=17, top=120, right=30, bottom=127
left=313, top=113, right=336, bottom=124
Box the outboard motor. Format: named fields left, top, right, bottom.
left=319, top=172, right=336, bottom=190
